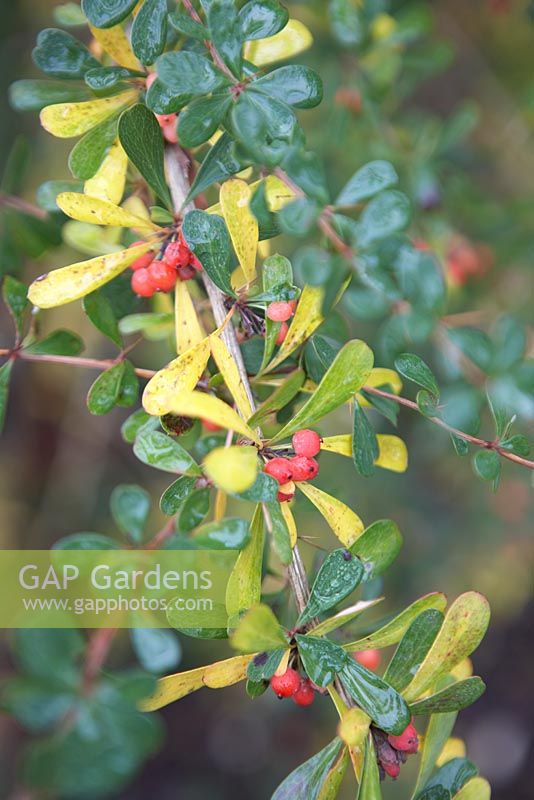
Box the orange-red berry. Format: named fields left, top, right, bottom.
left=354, top=649, right=381, bottom=671
left=290, top=456, right=319, bottom=482
left=147, top=261, right=178, bottom=292
left=164, top=240, right=191, bottom=269
left=275, top=322, right=289, bottom=345
left=202, top=420, right=221, bottom=432
left=277, top=480, right=295, bottom=503
left=264, top=458, right=293, bottom=485
left=177, top=264, right=197, bottom=281
left=292, top=429, right=321, bottom=458
left=131, top=267, right=156, bottom=297
left=270, top=668, right=300, bottom=698
left=129, top=241, right=154, bottom=271
left=293, top=678, right=315, bottom=706
left=189, top=253, right=203, bottom=271
left=387, top=721, right=419, bottom=754
left=383, top=762, right=401, bottom=779
left=267, top=301, right=294, bottom=322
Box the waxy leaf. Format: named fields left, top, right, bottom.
left=177, top=488, right=210, bottom=533
left=87, top=361, right=124, bottom=414
left=182, top=210, right=233, bottom=295
left=3, top=276, right=28, bottom=336
left=244, top=18, right=313, bottom=66
left=210, top=331, right=254, bottom=419
left=415, top=701, right=459, bottom=795
left=40, top=90, right=137, bottom=138
left=110, top=484, right=150, bottom=543
left=384, top=609, right=444, bottom=692
left=239, top=1, right=289, bottom=40
left=131, top=0, right=167, bottom=65
left=10, top=79, right=93, bottom=111
left=69, top=112, right=120, bottom=180
left=156, top=51, right=228, bottom=95
left=247, top=648, right=286, bottom=682
left=403, top=593, right=490, bottom=703
left=298, top=549, right=364, bottom=626
left=32, top=28, right=99, bottom=79
left=352, top=400, right=379, bottom=477
left=295, top=636, right=347, bottom=689
left=133, top=429, right=201, bottom=476
left=357, top=737, right=382, bottom=800
left=341, top=657, right=411, bottom=735
left=226, top=506, right=264, bottom=617
left=349, top=519, right=403, bottom=580
left=188, top=132, right=248, bottom=200
left=395, top=353, right=439, bottom=399
left=231, top=603, right=287, bottom=652
left=410, top=677, right=486, bottom=715
left=271, top=340, right=374, bottom=442
left=25, top=330, right=83, bottom=357
left=88, top=23, right=140, bottom=71
left=160, top=475, right=197, bottom=516
left=355, top=190, right=411, bottom=248
left=207, top=0, right=243, bottom=77
left=82, top=0, right=138, bottom=28
left=83, top=291, right=121, bottom=346
left=271, top=738, right=344, bottom=800
left=259, top=253, right=295, bottom=371
left=454, top=778, right=491, bottom=800
left=220, top=179, right=258, bottom=285
left=119, top=104, right=172, bottom=208
left=166, top=390, right=261, bottom=444
left=422, top=758, right=478, bottom=797
left=234, top=472, right=279, bottom=503
left=177, top=94, right=232, bottom=148
left=193, top=517, right=250, bottom=550
left=309, top=599, right=383, bottom=638
left=142, top=338, right=210, bottom=416
left=204, top=445, right=258, bottom=494
left=336, top=160, right=398, bottom=207
left=28, top=242, right=154, bottom=308
left=168, top=9, right=207, bottom=39
left=56, top=192, right=158, bottom=231
left=298, top=483, right=364, bottom=547
left=253, top=65, right=323, bottom=109
left=130, top=628, right=181, bottom=674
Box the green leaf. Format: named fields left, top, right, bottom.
left=499, top=434, right=530, bottom=457
left=421, top=758, right=478, bottom=797
left=2, top=677, right=75, bottom=733
left=451, top=434, right=469, bottom=456
left=81, top=0, right=138, bottom=28
left=83, top=291, right=121, bottom=346
left=177, top=93, right=232, bottom=148
left=277, top=197, right=320, bottom=237
left=53, top=532, right=118, bottom=550
left=159, top=475, right=197, bottom=516
left=231, top=90, right=297, bottom=167
left=270, top=340, right=374, bottom=442
left=246, top=648, right=285, bottom=681
left=271, top=738, right=344, bottom=800
left=134, top=429, right=201, bottom=475
left=10, top=79, right=93, bottom=111
left=410, top=677, right=486, bottom=715
left=360, top=388, right=399, bottom=426
left=341, top=656, right=411, bottom=735
left=119, top=104, right=172, bottom=208
left=86, top=362, right=124, bottom=414
left=156, top=51, right=229, bottom=95
left=355, top=190, right=411, bottom=248
left=193, top=517, right=250, bottom=550
left=0, top=361, right=14, bottom=434
left=226, top=505, right=265, bottom=617
left=295, top=636, right=347, bottom=689
left=298, top=549, right=364, bottom=626
left=121, top=408, right=159, bottom=443
left=253, top=66, right=323, bottom=109
left=13, top=628, right=84, bottom=682
left=25, top=330, right=84, bottom=356
left=36, top=179, right=84, bottom=212
left=145, top=76, right=192, bottom=115
left=282, top=147, right=329, bottom=204
left=265, top=501, right=292, bottom=565
left=491, top=314, right=526, bottom=372
left=168, top=9, right=207, bottom=39
left=130, top=628, right=181, bottom=674
left=110, top=484, right=150, bottom=543
left=116, top=360, right=139, bottom=407
left=395, top=352, right=439, bottom=399
left=32, top=28, right=99, bottom=79
left=248, top=369, right=305, bottom=426
left=384, top=609, right=444, bottom=692
left=473, top=450, right=500, bottom=483
left=182, top=210, right=233, bottom=295
left=68, top=112, right=120, bottom=180
left=188, top=133, right=248, bottom=200
left=357, top=737, right=382, bottom=800
left=54, top=3, right=88, bottom=26
left=259, top=253, right=293, bottom=371
left=3, top=276, right=28, bottom=336
left=131, top=0, right=167, bottom=65
left=447, top=328, right=493, bottom=373
left=418, top=790, right=451, bottom=800
left=231, top=604, right=287, bottom=652
left=415, top=700, right=458, bottom=795
left=176, top=488, right=210, bottom=532
left=329, top=0, right=364, bottom=46
left=250, top=180, right=280, bottom=239
left=84, top=66, right=139, bottom=95
left=336, top=160, right=398, bottom=207
left=239, top=0, right=288, bottom=40
left=233, top=471, right=279, bottom=502
left=350, top=519, right=402, bottom=581
left=207, top=0, right=243, bottom=77
left=352, top=400, right=379, bottom=477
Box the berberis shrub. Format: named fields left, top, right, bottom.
left=1, top=1, right=532, bottom=798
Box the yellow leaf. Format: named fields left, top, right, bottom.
left=166, top=390, right=261, bottom=444
left=244, top=19, right=313, bottom=66
left=142, top=338, right=210, bottom=416
left=280, top=502, right=297, bottom=548
left=338, top=707, right=371, bottom=750
left=84, top=140, right=128, bottom=205
left=265, top=285, right=324, bottom=372
left=139, top=665, right=206, bottom=710
left=203, top=654, right=255, bottom=688
left=226, top=505, right=264, bottom=618
left=358, top=367, right=402, bottom=407
left=174, top=279, right=206, bottom=355
left=203, top=445, right=258, bottom=494
left=454, top=777, right=491, bottom=800
left=220, top=179, right=258, bottom=285
left=40, top=90, right=137, bottom=138
left=28, top=242, right=153, bottom=308
left=274, top=649, right=291, bottom=677
left=206, top=174, right=294, bottom=217
left=320, top=434, right=408, bottom=473
left=436, top=737, right=466, bottom=767
left=297, top=482, right=364, bottom=547
left=89, top=24, right=141, bottom=70
left=451, top=658, right=473, bottom=680
left=122, top=194, right=151, bottom=221
left=210, top=332, right=254, bottom=420
left=57, top=192, right=158, bottom=232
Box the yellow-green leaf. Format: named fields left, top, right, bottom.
left=204, top=445, right=258, bottom=494
left=297, top=482, right=364, bottom=547
left=207, top=174, right=294, bottom=217
left=210, top=332, right=254, bottom=420
left=84, top=139, right=128, bottom=205
left=321, top=433, right=408, bottom=473
left=203, top=653, right=254, bottom=688
left=175, top=279, right=206, bottom=355
left=280, top=502, right=297, bottom=548
left=28, top=242, right=153, bottom=308
left=89, top=24, right=141, bottom=70
left=231, top=603, right=288, bottom=652
left=454, top=777, right=491, bottom=800
left=220, top=179, right=258, bottom=285
left=139, top=665, right=206, bottom=710
left=40, top=90, right=137, bottom=138
left=244, top=19, right=313, bottom=66
left=270, top=340, right=374, bottom=442
left=166, top=390, right=261, bottom=444
left=57, top=192, right=158, bottom=231
left=265, top=284, right=324, bottom=372
left=142, top=337, right=210, bottom=416
left=403, top=592, right=491, bottom=703
left=338, top=707, right=371, bottom=750
left=226, top=505, right=265, bottom=617
left=437, top=737, right=466, bottom=767
left=317, top=748, right=350, bottom=800
left=358, top=367, right=402, bottom=406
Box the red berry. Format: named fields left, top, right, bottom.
left=290, top=456, right=319, bottom=482
left=129, top=241, right=154, bottom=271
left=277, top=480, right=295, bottom=503
left=383, top=762, right=401, bottom=779
left=131, top=267, right=156, bottom=297
left=146, top=73, right=157, bottom=89
left=264, top=458, right=293, bottom=485
left=163, top=120, right=178, bottom=144
left=147, top=260, right=178, bottom=292
left=267, top=301, right=294, bottom=322
left=270, top=668, right=300, bottom=698
left=155, top=113, right=176, bottom=127
left=164, top=240, right=191, bottom=269
left=292, top=429, right=321, bottom=458
left=189, top=253, right=203, bottom=271
left=293, top=678, right=315, bottom=706
left=354, top=649, right=381, bottom=671
left=388, top=721, right=419, bottom=755
left=275, top=322, right=289, bottom=345
left=202, top=420, right=221, bottom=432
left=177, top=264, right=197, bottom=281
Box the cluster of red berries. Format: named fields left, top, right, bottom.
left=129, top=234, right=202, bottom=298
left=264, top=429, right=322, bottom=503
left=374, top=720, right=419, bottom=780
left=266, top=300, right=297, bottom=346
left=270, top=667, right=315, bottom=707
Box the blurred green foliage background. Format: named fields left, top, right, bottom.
left=0, top=1, right=532, bottom=798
